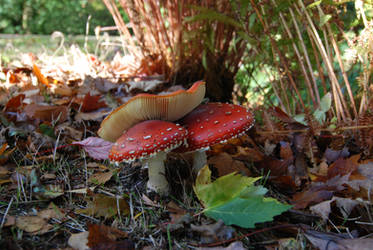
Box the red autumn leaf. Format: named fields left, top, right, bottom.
left=72, top=137, right=113, bottom=160
left=80, top=93, right=107, bottom=113
left=24, top=104, right=68, bottom=123
left=5, top=94, right=25, bottom=112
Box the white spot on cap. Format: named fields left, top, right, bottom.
left=166, top=127, right=172, bottom=131
left=129, top=150, right=135, bottom=154
left=163, top=137, right=168, bottom=141
left=214, top=121, right=219, bottom=124
left=143, top=135, right=152, bottom=140
left=225, top=111, right=232, bottom=115
left=127, top=137, right=135, bottom=141
left=121, top=144, right=125, bottom=148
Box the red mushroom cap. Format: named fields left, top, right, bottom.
left=98, top=81, right=205, bottom=142
left=109, top=120, right=187, bottom=162
left=178, top=103, right=254, bottom=151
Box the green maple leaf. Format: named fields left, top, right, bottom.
left=194, top=166, right=291, bottom=228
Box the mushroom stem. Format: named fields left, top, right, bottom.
left=192, top=149, right=208, bottom=173
left=144, top=151, right=169, bottom=194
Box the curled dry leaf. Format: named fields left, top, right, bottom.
left=72, top=137, right=113, bottom=160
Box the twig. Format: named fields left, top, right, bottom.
left=0, top=197, right=14, bottom=229
left=256, top=124, right=373, bottom=135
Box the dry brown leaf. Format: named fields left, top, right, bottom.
left=292, top=175, right=349, bottom=209
left=76, top=193, right=129, bottom=218
left=305, top=229, right=373, bottom=250
left=74, top=110, right=109, bottom=122
left=68, top=231, right=89, bottom=250
left=198, top=241, right=245, bottom=250
left=208, top=152, right=250, bottom=176
left=24, top=104, right=68, bottom=123
left=15, top=216, right=53, bottom=234
left=327, top=154, right=359, bottom=179
left=280, top=141, right=293, bottom=160
left=50, top=83, right=73, bottom=96
left=87, top=223, right=132, bottom=249
left=89, top=170, right=114, bottom=185
left=2, top=215, right=15, bottom=227
left=37, top=203, right=66, bottom=221
left=232, top=146, right=264, bottom=162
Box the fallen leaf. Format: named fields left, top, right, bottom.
left=324, top=147, right=350, bottom=164
left=75, top=110, right=109, bottom=122
left=89, top=170, right=114, bottom=185
left=346, top=162, right=373, bottom=194
left=304, top=228, right=373, bottom=250
left=68, top=231, right=89, bottom=250
left=198, top=241, right=245, bottom=250
left=166, top=201, right=187, bottom=223
left=87, top=223, right=133, bottom=250
left=327, top=155, right=359, bottom=179
left=208, top=152, right=251, bottom=176
left=0, top=143, right=15, bottom=165
left=292, top=175, right=350, bottom=209
left=194, top=166, right=291, bottom=228
left=24, top=104, right=68, bottom=123
left=38, top=202, right=66, bottom=221
left=80, top=93, right=107, bottom=112
left=33, top=64, right=50, bottom=87
left=76, top=193, right=129, bottom=218
left=310, top=196, right=360, bottom=221
left=72, top=137, right=113, bottom=160
left=15, top=216, right=53, bottom=234
left=2, top=215, right=15, bottom=227
left=280, top=141, right=293, bottom=160
left=232, top=146, right=264, bottom=162
left=4, top=94, right=25, bottom=112
left=191, top=220, right=235, bottom=244
left=50, top=83, right=73, bottom=96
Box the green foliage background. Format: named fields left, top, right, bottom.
left=0, top=0, right=114, bottom=35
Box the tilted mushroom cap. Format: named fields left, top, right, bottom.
left=109, top=120, right=187, bottom=162
left=178, top=103, right=254, bottom=151
left=98, top=81, right=205, bottom=142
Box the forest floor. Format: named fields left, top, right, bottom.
left=0, top=35, right=373, bottom=249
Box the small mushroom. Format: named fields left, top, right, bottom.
left=178, top=103, right=254, bottom=172
left=98, top=81, right=205, bottom=142
left=109, top=120, right=187, bottom=194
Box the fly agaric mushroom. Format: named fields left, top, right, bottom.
left=109, top=120, right=187, bottom=194
left=98, top=81, right=205, bottom=142
left=178, top=103, right=254, bottom=172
